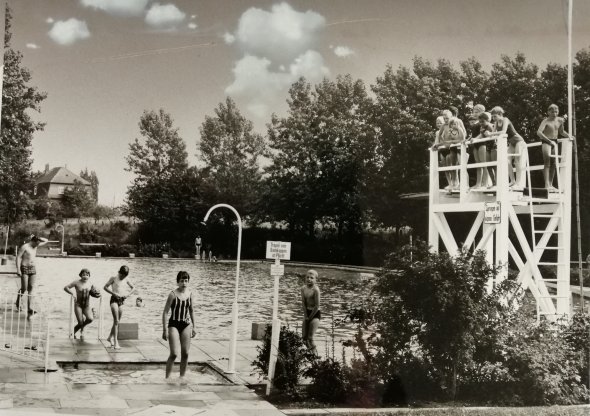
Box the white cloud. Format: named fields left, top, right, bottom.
left=223, top=32, right=235, bottom=45
left=334, top=46, right=354, bottom=58
left=46, top=17, right=54, bottom=24
left=26, top=43, right=40, bottom=49
left=225, top=3, right=330, bottom=120
left=188, top=22, right=197, bottom=30
left=234, top=2, right=325, bottom=63
left=80, top=0, right=150, bottom=16
left=48, top=19, right=90, bottom=46
left=145, top=3, right=186, bottom=29
left=225, top=51, right=328, bottom=118
left=290, top=50, right=329, bottom=79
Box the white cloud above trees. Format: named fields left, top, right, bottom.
left=145, top=3, right=186, bottom=29
left=224, top=2, right=329, bottom=120
left=80, top=0, right=150, bottom=16
left=48, top=19, right=90, bottom=45
left=333, top=46, right=354, bottom=57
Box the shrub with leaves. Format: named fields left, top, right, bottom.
left=371, top=241, right=504, bottom=399
left=252, top=325, right=314, bottom=395
left=565, top=312, right=590, bottom=387
left=304, top=357, right=349, bottom=404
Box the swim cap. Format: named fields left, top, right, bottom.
left=119, top=265, right=129, bottom=277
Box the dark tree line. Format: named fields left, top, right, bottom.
left=125, top=50, right=590, bottom=259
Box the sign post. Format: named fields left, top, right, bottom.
left=265, top=241, right=290, bottom=395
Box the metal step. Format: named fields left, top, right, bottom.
left=540, top=279, right=570, bottom=282
left=533, top=214, right=561, bottom=218
left=535, top=246, right=564, bottom=250
left=537, top=262, right=566, bottom=266
left=534, top=230, right=563, bottom=234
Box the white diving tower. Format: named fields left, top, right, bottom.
left=428, top=135, right=573, bottom=320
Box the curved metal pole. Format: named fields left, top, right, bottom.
left=202, top=203, right=242, bottom=373
left=55, top=225, right=64, bottom=255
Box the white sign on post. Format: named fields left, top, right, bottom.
left=484, top=202, right=501, bottom=224
left=266, top=241, right=291, bottom=260
left=266, top=241, right=290, bottom=395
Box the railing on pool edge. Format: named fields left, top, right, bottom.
left=0, top=291, right=51, bottom=372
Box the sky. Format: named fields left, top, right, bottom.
left=6, top=0, right=590, bottom=206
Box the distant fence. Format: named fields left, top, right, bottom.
left=0, top=291, right=51, bottom=371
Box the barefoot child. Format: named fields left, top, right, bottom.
left=162, top=271, right=196, bottom=379
left=64, top=268, right=101, bottom=338
left=537, top=104, right=573, bottom=191
left=103, top=265, right=135, bottom=349
left=301, top=269, right=321, bottom=355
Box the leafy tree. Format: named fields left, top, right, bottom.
left=487, top=53, right=542, bottom=140
left=0, top=5, right=46, bottom=224
left=91, top=204, right=116, bottom=224
left=125, top=109, right=209, bottom=243
left=80, top=168, right=99, bottom=203
left=126, top=109, right=189, bottom=183
left=265, top=75, right=378, bottom=236
left=61, top=181, right=94, bottom=220
left=198, top=97, right=265, bottom=217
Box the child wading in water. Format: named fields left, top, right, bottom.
left=104, top=265, right=135, bottom=349
left=162, top=271, right=196, bottom=379
left=64, top=268, right=101, bottom=338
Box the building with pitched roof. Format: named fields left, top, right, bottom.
left=34, top=165, right=92, bottom=200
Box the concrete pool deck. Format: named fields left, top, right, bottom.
left=0, top=260, right=287, bottom=415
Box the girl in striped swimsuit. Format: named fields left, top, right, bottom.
left=162, top=271, right=196, bottom=378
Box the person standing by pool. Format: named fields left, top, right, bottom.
left=195, top=235, right=202, bottom=259
left=104, top=265, right=135, bottom=349
left=162, top=271, right=196, bottom=379
left=64, top=268, right=101, bottom=338
left=15, top=234, right=48, bottom=318
left=301, top=269, right=321, bottom=355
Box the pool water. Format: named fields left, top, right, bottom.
left=60, top=362, right=228, bottom=384
left=32, top=257, right=374, bottom=341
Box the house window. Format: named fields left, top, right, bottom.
left=58, top=186, right=65, bottom=195
left=33, top=185, right=37, bottom=196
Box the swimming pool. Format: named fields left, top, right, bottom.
left=30, top=257, right=374, bottom=341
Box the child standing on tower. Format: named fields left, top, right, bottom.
left=537, top=104, right=573, bottom=191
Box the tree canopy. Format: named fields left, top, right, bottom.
left=0, top=5, right=46, bottom=224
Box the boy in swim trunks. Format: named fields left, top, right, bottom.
left=301, top=269, right=321, bottom=355
left=64, top=268, right=101, bottom=338
left=104, top=265, right=136, bottom=349
left=16, top=234, right=48, bottom=318
left=537, top=104, right=573, bottom=191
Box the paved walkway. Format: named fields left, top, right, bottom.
left=1, top=258, right=286, bottom=415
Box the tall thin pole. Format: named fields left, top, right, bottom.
left=567, top=0, right=584, bottom=312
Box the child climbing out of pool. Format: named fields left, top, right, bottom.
left=63, top=268, right=101, bottom=339
left=162, top=271, right=196, bottom=379
left=103, top=265, right=136, bottom=349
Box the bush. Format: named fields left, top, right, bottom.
left=252, top=325, right=315, bottom=395
left=565, top=312, right=590, bottom=387
left=305, top=358, right=348, bottom=404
